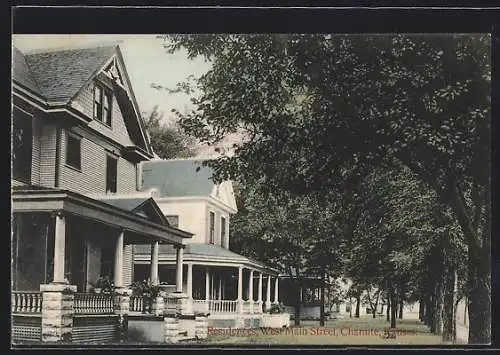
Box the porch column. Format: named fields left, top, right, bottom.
left=248, top=270, right=254, bottom=313
left=175, top=245, right=184, bottom=292
left=205, top=267, right=210, bottom=300
left=53, top=210, right=66, bottom=283
left=237, top=266, right=243, bottom=312
left=265, top=275, right=272, bottom=310
left=187, top=263, right=193, bottom=299
left=114, top=230, right=124, bottom=288
left=274, top=276, right=279, bottom=304
left=150, top=241, right=159, bottom=285
left=258, top=272, right=263, bottom=303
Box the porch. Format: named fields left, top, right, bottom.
left=11, top=186, right=192, bottom=344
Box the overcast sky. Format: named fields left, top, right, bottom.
left=12, top=34, right=211, bottom=124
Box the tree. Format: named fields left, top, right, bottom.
left=163, top=34, right=491, bottom=343
left=142, top=105, right=197, bottom=159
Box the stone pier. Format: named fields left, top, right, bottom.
left=40, top=283, right=77, bottom=343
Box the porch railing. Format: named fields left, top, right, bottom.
left=253, top=301, right=262, bottom=313
left=242, top=300, right=251, bottom=313
left=129, top=296, right=144, bottom=313
left=73, top=293, right=114, bottom=314
left=164, top=297, right=177, bottom=313
left=193, top=299, right=209, bottom=313
left=208, top=300, right=237, bottom=313
left=12, top=291, right=43, bottom=314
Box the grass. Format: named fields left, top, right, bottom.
left=202, top=316, right=464, bottom=345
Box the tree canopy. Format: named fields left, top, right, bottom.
left=161, top=33, right=491, bottom=343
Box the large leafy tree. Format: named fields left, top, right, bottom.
left=162, top=33, right=491, bottom=343
left=143, top=105, right=197, bottom=159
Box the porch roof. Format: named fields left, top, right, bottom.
left=134, top=243, right=281, bottom=275
left=12, top=185, right=193, bottom=245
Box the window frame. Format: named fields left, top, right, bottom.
left=209, top=211, right=215, bottom=244
left=93, top=83, right=113, bottom=127
left=220, top=216, right=227, bottom=247
left=105, top=154, right=118, bottom=193
left=12, top=110, right=33, bottom=183
left=65, top=132, right=82, bottom=171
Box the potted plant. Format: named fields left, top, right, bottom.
left=131, top=279, right=162, bottom=314
left=91, top=275, right=114, bottom=294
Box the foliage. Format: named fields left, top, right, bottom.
left=91, top=276, right=115, bottom=294
left=143, top=105, right=198, bottom=159
left=162, top=33, right=491, bottom=343
left=131, top=279, right=162, bottom=298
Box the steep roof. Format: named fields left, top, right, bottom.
left=21, top=45, right=116, bottom=102
left=141, top=159, right=215, bottom=198
left=12, top=47, right=41, bottom=95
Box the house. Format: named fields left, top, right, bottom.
left=124, top=158, right=288, bottom=328
left=11, top=44, right=194, bottom=344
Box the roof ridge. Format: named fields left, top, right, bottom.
left=145, top=157, right=212, bottom=163
left=23, top=43, right=119, bottom=56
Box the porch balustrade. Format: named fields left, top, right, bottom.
left=193, top=299, right=209, bottom=314
left=253, top=301, right=262, bottom=313
left=73, top=293, right=114, bottom=314
left=129, top=296, right=144, bottom=313
left=208, top=299, right=238, bottom=313
left=242, top=300, right=251, bottom=313
left=12, top=291, right=43, bottom=314
left=164, top=297, right=178, bottom=313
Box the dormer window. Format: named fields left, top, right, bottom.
left=93, top=84, right=112, bottom=126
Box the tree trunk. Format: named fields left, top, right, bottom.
left=355, top=294, right=361, bottom=318
left=381, top=303, right=384, bottom=315
left=320, top=274, right=325, bottom=326
left=390, top=284, right=397, bottom=329
left=442, top=269, right=455, bottom=342
left=399, top=300, right=404, bottom=319
left=386, top=297, right=390, bottom=322
left=419, top=299, right=425, bottom=322
left=433, top=283, right=444, bottom=335
left=448, top=184, right=491, bottom=344
left=294, top=283, right=301, bottom=326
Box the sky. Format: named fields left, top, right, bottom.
left=12, top=34, right=212, bottom=124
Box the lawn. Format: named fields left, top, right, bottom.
left=202, top=316, right=464, bottom=345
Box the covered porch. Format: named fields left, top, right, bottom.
left=11, top=186, right=192, bottom=343
left=133, top=243, right=285, bottom=327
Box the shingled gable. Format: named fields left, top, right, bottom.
left=98, top=197, right=170, bottom=226
left=12, top=45, right=152, bottom=157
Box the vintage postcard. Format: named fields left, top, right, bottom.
left=11, top=32, right=491, bottom=347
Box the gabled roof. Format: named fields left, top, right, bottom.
left=141, top=159, right=216, bottom=198
left=21, top=45, right=116, bottom=102
left=12, top=47, right=41, bottom=95
left=12, top=44, right=153, bottom=157
left=97, top=196, right=169, bottom=226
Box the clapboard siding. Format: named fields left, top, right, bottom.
left=39, top=123, right=57, bottom=188
left=58, top=128, right=137, bottom=195
left=31, top=116, right=42, bottom=185
left=123, top=244, right=133, bottom=286
left=73, top=83, right=135, bottom=147
left=72, top=315, right=120, bottom=344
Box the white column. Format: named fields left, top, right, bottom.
left=237, top=267, right=243, bottom=300
left=114, top=230, right=124, bottom=288
left=248, top=270, right=254, bottom=301
left=266, top=275, right=272, bottom=309
left=205, top=267, right=210, bottom=300
left=150, top=241, right=159, bottom=285
left=218, top=278, right=222, bottom=300
left=274, top=276, right=279, bottom=304
left=187, top=263, right=193, bottom=299
left=175, top=245, right=184, bottom=293
left=53, top=211, right=66, bottom=283
left=258, top=273, right=263, bottom=302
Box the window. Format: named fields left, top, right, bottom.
left=66, top=134, right=81, bottom=170
left=12, top=112, right=32, bottom=183
left=106, top=155, right=117, bottom=193
left=220, top=216, right=227, bottom=247
left=166, top=215, right=179, bottom=228
left=209, top=211, right=215, bottom=244
left=93, top=84, right=113, bottom=126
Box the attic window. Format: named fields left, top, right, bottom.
left=93, top=84, right=112, bottom=126
left=166, top=215, right=179, bottom=228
